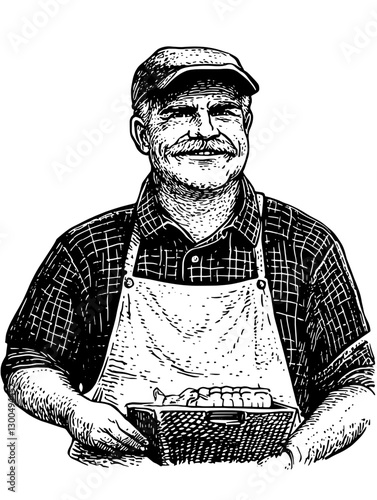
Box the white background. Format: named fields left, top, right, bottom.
left=0, top=0, right=376, bottom=499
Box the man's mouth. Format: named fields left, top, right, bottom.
left=177, top=150, right=226, bottom=156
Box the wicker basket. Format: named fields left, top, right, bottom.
left=126, top=402, right=297, bottom=466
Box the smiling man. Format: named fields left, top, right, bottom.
left=1, top=46, right=374, bottom=468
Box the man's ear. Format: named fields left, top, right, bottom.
left=245, top=111, right=253, bottom=135
left=130, top=115, right=150, bottom=155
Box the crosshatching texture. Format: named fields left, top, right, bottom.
left=127, top=404, right=296, bottom=465
left=2, top=175, right=372, bottom=418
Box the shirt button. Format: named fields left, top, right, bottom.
left=124, top=277, right=134, bottom=288
left=191, top=255, right=199, bottom=263
left=257, top=279, right=266, bottom=290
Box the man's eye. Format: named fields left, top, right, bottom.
left=161, top=108, right=194, bottom=119
left=211, top=107, right=237, bottom=116
left=170, top=110, right=193, bottom=118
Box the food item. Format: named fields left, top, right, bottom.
left=153, top=386, right=273, bottom=408
left=230, top=388, right=243, bottom=407
left=204, top=387, right=222, bottom=406
left=153, top=387, right=199, bottom=405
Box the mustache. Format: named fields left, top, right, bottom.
left=167, top=137, right=237, bottom=156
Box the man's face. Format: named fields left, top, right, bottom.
left=138, top=78, right=252, bottom=190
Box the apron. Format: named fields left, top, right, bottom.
left=84, top=194, right=301, bottom=419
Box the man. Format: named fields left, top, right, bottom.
left=1, top=46, right=374, bottom=468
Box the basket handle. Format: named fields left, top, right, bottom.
left=206, top=410, right=245, bottom=426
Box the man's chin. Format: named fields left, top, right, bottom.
left=151, top=156, right=246, bottom=191
left=173, top=168, right=241, bottom=192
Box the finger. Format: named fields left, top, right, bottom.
left=92, top=434, right=124, bottom=454
left=107, top=427, right=147, bottom=452
left=108, top=413, right=148, bottom=446
left=113, top=420, right=149, bottom=448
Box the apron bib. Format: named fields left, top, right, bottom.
left=85, top=194, right=300, bottom=418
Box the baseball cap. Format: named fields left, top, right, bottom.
left=131, top=46, right=259, bottom=109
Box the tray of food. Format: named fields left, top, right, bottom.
left=126, top=386, right=297, bottom=466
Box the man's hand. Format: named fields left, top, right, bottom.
left=66, top=398, right=149, bottom=455
left=6, top=367, right=149, bottom=457
left=285, top=385, right=373, bottom=464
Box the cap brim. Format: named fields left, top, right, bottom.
left=158, top=64, right=259, bottom=96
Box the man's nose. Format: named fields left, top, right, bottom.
left=188, top=109, right=219, bottom=139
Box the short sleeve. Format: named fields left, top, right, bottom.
left=1, top=237, right=87, bottom=388
left=306, top=236, right=374, bottom=399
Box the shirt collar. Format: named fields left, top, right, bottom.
left=136, top=175, right=168, bottom=238
left=136, top=174, right=261, bottom=246
left=229, top=176, right=261, bottom=246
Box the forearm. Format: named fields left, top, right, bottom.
left=286, top=385, right=374, bottom=465
left=6, top=366, right=84, bottom=429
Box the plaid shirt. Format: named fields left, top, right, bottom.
left=135, top=176, right=265, bottom=284
left=1, top=175, right=373, bottom=417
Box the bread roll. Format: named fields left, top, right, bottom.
left=153, top=386, right=273, bottom=407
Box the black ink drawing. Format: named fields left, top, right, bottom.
left=1, top=46, right=374, bottom=468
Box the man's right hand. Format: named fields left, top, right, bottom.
left=66, top=398, right=149, bottom=455
left=7, top=367, right=149, bottom=456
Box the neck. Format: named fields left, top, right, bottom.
left=153, top=174, right=242, bottom=242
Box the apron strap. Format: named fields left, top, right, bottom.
left=124, top=219, right=142, bottom=276
left=122, top=176, right=149, bottom=278
left=255, top=193, right=266, bottom=279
